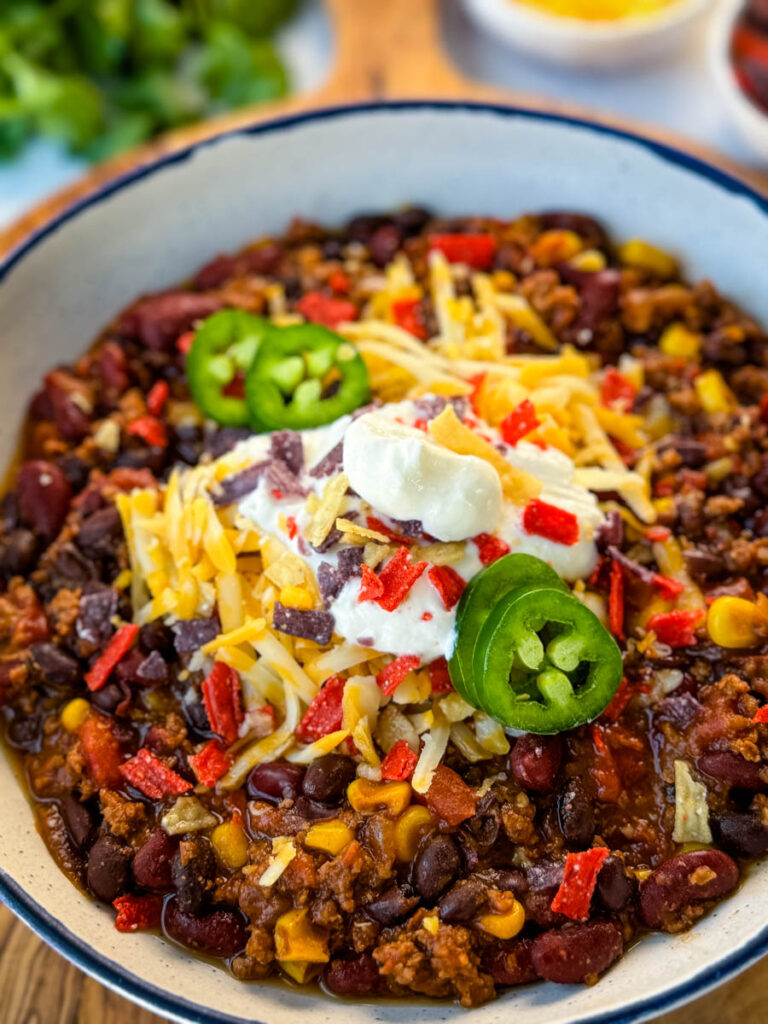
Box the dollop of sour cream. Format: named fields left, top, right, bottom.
left=233, top=397, right=605, bottom=661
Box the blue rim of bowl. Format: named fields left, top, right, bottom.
left=1, top=99, right=767, bottom=1024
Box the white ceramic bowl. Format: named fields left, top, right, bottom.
left=2, top=102, right=768, bottom=1024
left=709, top=0, right=768, bottom=160
left=462, top=0, right=711, bottom=70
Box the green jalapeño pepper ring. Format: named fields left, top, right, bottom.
left=473, top=585, right=622, bottom=734
left=188, top=310, right=273, bottom=427
left=449, top=553, right=568, bottom=706
left=245, top=323, right=370, bottom=432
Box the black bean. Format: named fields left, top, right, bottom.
left=557, top=777, right=595, bottom=847
left=76, top=505, right=123, bottom=558
left=595, top=855, right=634, bottom=911
left=60, top=793, right=97, bottom=852
left=684, top=548, right=725, bottom=580
left=86, top=835, right=132, bottom=903
left=246, top=761, right=305, bottom=804
left=138, top=620, right=175, bottom=657
left=292, top=796, right=337, bottom=821
left=392, top=207, right=432, bottom=236
left=90, top=679, right=132, bottom=716
left=0, top=529, right=38, bottom=576
left=56, top=453, right=91, bottom=493
left=461, top=812, right=499, bottom=854
left=510, top=734, right=563, bottom=793
left=301, top=754, right=356, bottom=804
left=412, top=835, right=460, bottom=903
left=366, top=885, right=420, bottom=925
left=7, top=713, right=42, bottom=752
left=30, top=643, right=80, bottom=689
left=713, top=811, right=768, bottom=857
left=368, top=225, right=402, bottom=268
left=172, top=836, right=216, bottom=915
left=438, top=878, right=487, bottom=923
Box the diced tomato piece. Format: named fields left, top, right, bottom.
left=295, top=675, right=345, bottom=743
left=127, top=415, right=168, bottom=449
left=608, top=560, right=624, bottom=640
left=146, top=380, right=169, bottom=417
left=85, top=623, right=139, bottom=692
left=425, top=764, right=477, bottom=826
left=358, top=564, right=384, bottom=603
left=428, top=233, right=498, bottom=270
left=120, top=748, right=192, bottom=799
left=202, top=662, right=244, bottom=746
left=366, top=515, right=412, bottom=545
left=499, top=399, right=540, bottom=446
left=473, top=533, right=511, bottom=566
left=188, top=739, right=232, bottom=787
left=427, top=565, right=466, bottom=610
left=113, top=893, right=162, bottom=933
left=296, top=291, right=358, bottom=329
left=651, top=573, right=685, bottom=600
left=80, top=713, right=124, bottom=788
left=647, top=609, right=704, bottom=648
left=550, top=848, right=610, bottom=920
left=733, top=23, right=768, bottom=64
left=377, top=655, right=420, bottom=697
left=374, top=546, right=428, bottom=612
left=590, top=724, right=622, bottom=802
left=522, top=499, right=579, bottom=546
left=428, top=657, right=454, bottom=694
left=391, top=296, right=428, bottom=340
left=329, top=269, right=351, bottom=295
left=421, top=611, right=433, bottom=622
left=753, top=706, right=768, bottom=724
left=381, top=739, right=419, bottom=781
left=601, top=367, right=636, bottom=409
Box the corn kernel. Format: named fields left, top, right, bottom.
left=491, top=270, right=516, bottom=291
left=274, top=908, right=329, bottom=963
left=61, top=698, right=90, bottom=733
left=707, top=596, right=768, bottom=649
left=281, top=961, right=315, bottom=984
left=694, top=370, right=736, bottom=415
left=305, top=820, right=354, bottom=856
left=421, top=914, right=439, bottom=935
left=279, top=585, right=314, bottom=611
left=211, top=821, right=249, bottom=870
left=569, top=248, right=606, bottom=272
left=659, top=323, right=701, bottom=360
left=478, top=899, right=526, bottom=940
left=618, top=238, right=677, bottom=278
left=395, top=805, right=434, bottom=862
left=346, top=778, right=411, bottom=816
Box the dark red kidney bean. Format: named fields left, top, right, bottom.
left=164, top=899, right=248, bottom=958
left=28, top=388, right=54, bottom=420
left=538, top=211, right=608, bottom=249
left=559, top=267, right=621, bottom=340
left=76, top=505, right=123, bottom=559
left=483, top=937, right=538, bottom=987
left=347, top=213, right=390, bottom=242
left=46, top=386, right=91, bottom=441
left=301, top=754, right=356, bottom=804
left=412, top=835, right=460, bottom=903
left=439, top=878, right=487, bottom=923
left=292, top=796, right=337, bottom=821
left=532, top=921, right=623, bottom=984
left=365, top=885, right=420, bottom=925
left=368, top=225, right=402, bottom=268
left=193, top=254, right=239, bottom=290
left=324, top=954, right=383, bottom=997
left=713, top=812, right=768, bottom=858
left=30, top=643, right=80, bottom=688
left=86, top=836, right=132, bottom=904
left=595, top=855, right=635, bottom=912
left=172, top=837, right=216, bottom=914
left=60, top=794, right=96, bottom=852
left=133, top=828, right=179, bottom=889
left=17, top=460, right=71, bottom=543
left=509, top=734, right=562, bottom=793
left=118, top=291, right=222, bottom=350
left=96, top=341, right=129, bottom=392
left=557, top=777, right=596, bottom=847
left=697, top=752, right=768, bottom=791
left=246, top=761, right=305, bottom=804
left=639, top=849, right=739, bottom=931
left=0, top=529, right=38, bottom=576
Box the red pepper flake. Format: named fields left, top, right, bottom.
left=427, top=565, right=466, bottom=610
left=80, top=713, right=124, bottom=788
left=375, top=546, right=428, bottom=612
left=652, top=573, right=685, bottom=600
left=202, top=661, right=244, bottom=746
left=113, top=893, right=162, bottom=933
left=127, top=415, right=168, bottom=449
left=120, top=748, right=192, bottom=799
left=428, top=657, right=454, bottom=694
left=499, top=399, right=540, bottom=447
left=286, top=515, right=298, bottom=540
left=647, top=609, right=704, bottom=648
left=550, top=848, right=610, bottom=920
left=297, top=291, right=358, bottom=329
left=380, top=739, right=419, bottom=781
left=588, top=555, right=605, bottom=588
left=421, top=611, right=433, bottom=622
left=413, top=418, right=428, bottom=432
left=522, top=499, right=579, bottom=546
left=146, top=380, right=169, bottom=417
left=358, top=564, right=384, bottom=603
left=176, top=331, right=195, bottom=355
left=85, top=623, right=139, bottom=691
left=601, top=677, right=633, bottom=722
left=590, top=724, right=622, bottom=802
left=366, top=515, right=412, bottom=545
left=428, top=233, right=498, bottom=270
left=473, top=533, right=511, bottom=566
left=392, top=296, right=428, bottom=340
left=425, top=764, right=477, bottom=826
left=608, top=560, right=624, bottom=640
left=469, top=373, right=486, bottom=415
left=188, top=739, right=232, bottom=787
left=271, top=488, right=284, bottom=500
left=295, top=675, right=345, bottom=743
left=645, top=525, right=671, bottom=543
left=377, top=655, right=420, bottom=697
left=601, top=367, right=636, bottom=409
left=753, top=706, right=768, bottom=724
left=329, top=269, right=351, bottom=295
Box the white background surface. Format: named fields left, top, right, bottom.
left=0, top=0, right=760, bottom=231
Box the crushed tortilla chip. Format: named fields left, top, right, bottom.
left=305, top=474, right=349, bottom=548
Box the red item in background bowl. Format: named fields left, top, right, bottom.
left=732, top=7, right=768, bottom=113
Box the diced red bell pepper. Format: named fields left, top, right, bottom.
left=601, top=677, right=633, bottom=722
left=425, top=764, right=477, bottom=826
left=80, top=713, right=124, bottom=789
left=428, top=657, right=454, bottom=694
left=295, top=675, right=345, bottom=744
left=296, top=291, right=359, bottom=329
left=202, top=661, right=244, bottom=746
left=188, top=739, right=232, bottom=787
left=366, top=515, right=413, bottom=545
left=85, top=623, right=139, bottom=692
left=176, top=331, right=195, bottom=355
left=146, top=380, right=169, bottom=417
left=427, top=565, right=466, bottom=611
left=377, top=655, right=420, bottom=697
left=329, top=269, right=351, bottom=295
left=608, top=560, right=624, bottom=640
left=120, top=748, right=192, bottom=799
left=651, top=573, right=685, bottom=600
left=468, top=372, right=486, bottom=416
left=113, top=893, right=163, bottom=933
left=753, top=705, right=768, bottom=724
left=373, top=546, right=428, bottom=613
left=733, top=23, right=768, bottom=64
left=550, top=847, right=610, bottom=920
left=285, top=515, right=298, bottom=540
left=391, top=296, right=428, bottom=340
left=645, top=525, right=671, bottom=542
left=601, top=367, right=636, bottom=409
left=127, top=415, right=168, bottom=449
left=499, top=399, right=540, bottom=447
left=590, top=724, right=622, bottom=803
left=381, top=739, right=419, bottom=781
left=522, top=499, right=579, bottom=546
left=473, top=533, right=511, bottom=566
left=428, top=233, right=498, bottom=270
left=647, top=609, right=704, bottom=648
left=358, top=564, right=385, bottom=603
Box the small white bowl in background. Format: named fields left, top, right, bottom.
left=709, top=0, right=768, bottom=159
left=462, top=0, right=712, bottom=70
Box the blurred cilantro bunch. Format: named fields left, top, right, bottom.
left=0, top=0, right=300, bottom=161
